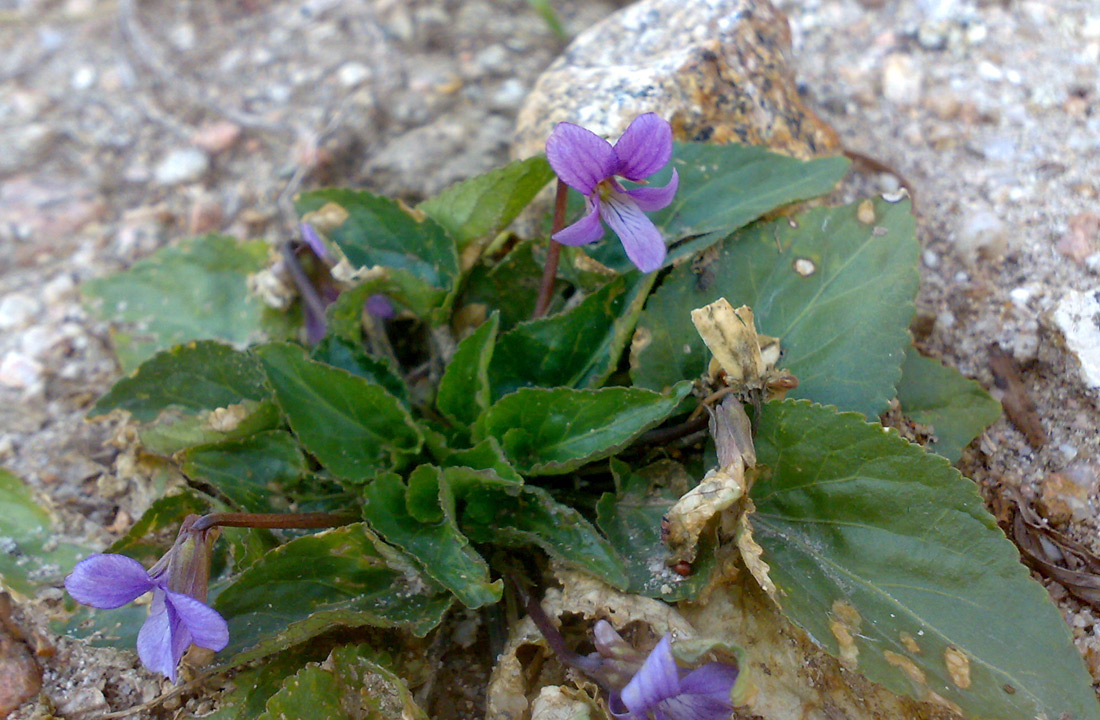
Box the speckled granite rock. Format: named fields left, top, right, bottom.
left=513, top=0, right=841, bottom=161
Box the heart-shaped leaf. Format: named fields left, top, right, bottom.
left=633, top=198, right=918, bottom=417
left=750, top=399, right=1100, bottom=720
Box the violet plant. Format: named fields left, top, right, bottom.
left=49, top=112, right=1098, bottom=720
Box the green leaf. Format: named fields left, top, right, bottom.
left=458, top=240, right=548, bottom=330
left=477, top=382, right=693, bottom=475
left=257, top=644, right=428, bottom=720
left=437, top=437, right=524, bottom=484
left=633, top=198, right=919, bottom=417
left=203, top=645, right=332, bottom=720
left=489, top=274, right=655, bottom=399
left=311, top=335, right=409, bottom=407
left=136, top=399, right=281, bottom=456
left=447, top=467, right=629, bottom=588
left=751, top=400, right=1100, bottom=720
left=584, top=142, right=850, bottom=272
left=0, top=469, right=90, bottom=597
left=418, top=156, right=554, bottom=251
left=295, top=190, right=459, bottom=319
left=896, top=346, right=1001, bottom=463
left=257, top=665, right=345, bottom=720
left=596, top=459, right=715, bottom=601
left=361, top=468, right=501, bottom=609
left=215, top=524, right=451, bottom=665
left=180, top=431, right=307, bottom=513
left=90, top=341, right=270, bottom=421
left=256, top=342, right=423, bottom=482
left=437, top=313, right=499, bottom=427
left=82, top=234, right=293, bottom=372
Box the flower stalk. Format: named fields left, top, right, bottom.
left=533, top=179, right=571, bottom=319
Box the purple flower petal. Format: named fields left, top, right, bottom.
left=600, top=194, right=667, bottom=272
left=612, top=113, right=673, bottom=182
left=678, top=662, right=738, bottom=698
left=546, top=122, right=617, bottom=196
left=65, top=554, right=155, bottom=609
left=165, top=589, right=229, bottom=651
left=553, top=201, right=606, bottom=246
left=657, top=690, right=734, bottom=720
left=620, top=635, right=681, bottom=716
left=625, top=169, right=679, bottom=212
left=300, top=223, right=329, bottom=261
left=137, top=600, right=178, bottom=682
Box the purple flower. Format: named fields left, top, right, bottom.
left=64, top=518, right=227, bottom=682
left=605, top=627, right=738, bottom=720
left=545, top=113, right=679, bottom=273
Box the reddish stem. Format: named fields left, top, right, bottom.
left=532, top=180, right=570, bottom=319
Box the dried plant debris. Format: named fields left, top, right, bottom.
left=1000, top=488, right=1100, bottom=610
left=988, top=344, right=1048, bottom=449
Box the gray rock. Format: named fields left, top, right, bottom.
left=0, top=293, right=43, bottom=330
left=513, top=0, right=839, bottom=161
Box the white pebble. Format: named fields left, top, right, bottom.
left=1052, top=290, right=1100, bottom=390
left=956, top=210, right=1009, bottom=264
left=154, top=148, right=210, bottom=186
left=42, top=274, right=76, bottom=304
left=0, top=351, right=43, bottom=389
left=20, top=326, right=59, bottom=359
left=71, top=65, right=96, bottom=90
left=336, top=61, right=372, bottom=88
left=0, top=293, right=43, bottom=330
left=978, top=60, right=1003, bottom=81
left=922, top=249, right=939, bottom=268
left=882, top=53, right=923, bottom=105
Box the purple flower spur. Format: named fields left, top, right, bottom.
left=64, top=517, right=228, bottom=682
left=545, top=113, right=679, bottom=273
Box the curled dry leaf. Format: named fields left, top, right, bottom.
left=988, top=344, right=1048, bottom=449
left=1001, top=488, right=1100, bottom=609
left=662, top=397, right=754, bottom=564
left=689, top=299, right=795, bottom=398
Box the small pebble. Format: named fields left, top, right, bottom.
left=882, top=53, right=923, bottom=105
left=188, top=194, right=224, bottom=234
left=956, top=210, right=1009, bottom=264
left=1052, top=290, right=1100, bottom=390
left=191, top=121, right=242, bottom=155
left=70, top=65, right=96, bottom=90
left=1057, top=212, right=1100, bottom=266
left=154, top=148, right=210, bottom=186
left=42, top=274, right=76, bottom=304
left=0, top=293, right=43, bottom=330
left=0, top=352, right=43, bottom=390
left=336, top=61, right=372, bottom=88
left=977, top=60, right=1003, bottom=81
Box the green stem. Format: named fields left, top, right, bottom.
left=532, top=179, right=570, bottom=319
